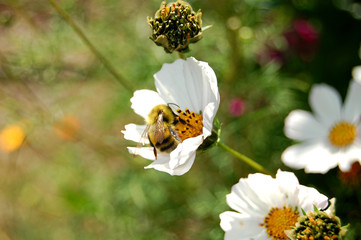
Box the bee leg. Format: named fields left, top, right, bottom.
left=148, top=134, right=157, bottom=160
left=153, top=147, right=158, bottom=160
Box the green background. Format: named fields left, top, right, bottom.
left=0, top=0, right=360, bottom=239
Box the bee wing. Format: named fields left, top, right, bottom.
left=134, top=124, right=151, bottom=156
left=169, top=126, right=182, bottom=143
left=154, top=112, right=165, bottom=143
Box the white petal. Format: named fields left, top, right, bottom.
left=324, top=198, right=336, bottom=216
left=337, top=142, right=361, bottom=171
left=246, top=173, right=285, bottom=208
left=284, top=110, right=327, bottom=141
left=169, top=135, right=203, bottom=168
left=304, top=153, right=339, bottom=173
left=155, top=57, right=220, bottom=114
left=127, top=147, right=161, bottom=160
left=184, top=57, right=220, bottom=112
left=130, top=90, right=166, bottom=119
left=296, top=185, right=328, bottom=212
left=226, top=174, right=279, bottom=216
left=154, top=59, right=195, bottom=111
left=309, top=84, right=342, bottom=128
left=352, top=65, right=361, bottom=83
left=142, top=136, right=202, bottom=176
left=202, top=102, right=219, bottom=138
left=219, top=211, right=266, bottom=240
left=275, top=170, right=300, bottom=205
left=281, top=141, right=339, bottom=174
left=122, top=124, right=149, bottom=144
left=144, top=152, right=196, bottom=176
left=343, top=80, right=361, bottom=122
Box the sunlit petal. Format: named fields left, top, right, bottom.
left=122, top=124, right=149, bottom=144
left=128, top=147, right=156, bottom=160
left=309, top=84, right=341, bottom=127
left=202, top=102, right=219, bottom=137
left=130, top=90, right=166, bottom=119
left=284, top=110, right=327, bottom=141
left=154, top=59, right=195, bottom=111
left=343, top=80, right=361, bottom=122
left=275, top=170, right=300, bottom=205
left=220, top=212, right=266, bottom=240
left=282, top=141, right=338, bottom=174
left=352, top=65, right=361, bottom=83
left=296, top=185, right=329, bottom=212
left=337, top=142, right=361, bottom=171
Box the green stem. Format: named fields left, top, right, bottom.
left=217, top=141, right=272, bottom=175
left=47, top=0, right=135, bottom=92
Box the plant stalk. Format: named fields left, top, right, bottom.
left=217, top=141, right=272, bottom=175
left=47, top=0, right=135, bottom=92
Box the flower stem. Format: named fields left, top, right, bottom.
left=178, top=52, right=186, bottom=59
left=47, top=0, right=135, bottom=93
left=217, top=141, right=272, bottom=175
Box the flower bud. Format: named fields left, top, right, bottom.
left=147, top=0, right=203, bottom=53
left=286, top=209, right=347, bottom=240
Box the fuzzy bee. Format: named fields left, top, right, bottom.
left=136, top=104, right=182, bottom=159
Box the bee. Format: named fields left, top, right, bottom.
left=136, top=104, right=181, bottom=159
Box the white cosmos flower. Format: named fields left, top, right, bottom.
left=352, top=65, right=361, bottom=83
left=282, top=79, right=361, bottom=173
left=219, top=170, right=329, bottom=240
left=122, top=57, right=220, bottom=176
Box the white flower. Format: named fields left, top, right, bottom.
left=352, top=65, right=361, bottom=84
left=122, top=57, right=220, bottom=176
left=219, top=170, right=329, bottom=240
left=282, top=79, right=361, bottom=173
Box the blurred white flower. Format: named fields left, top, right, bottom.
left=122, top=57, right=220, bottom=176
left=282, top=79, right=361, bottom=173
left=352, top=65, right=361, bottom=83
left=219, top=170, right=329, bottom=240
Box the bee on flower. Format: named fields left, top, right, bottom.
left=122, top=57, right=220, bottom=176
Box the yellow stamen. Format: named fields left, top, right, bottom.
left=328, top=121, right=356, bottom=147
left=262, top=205, right=299, bottom=240
left=175, top=108, right=203, bottom=141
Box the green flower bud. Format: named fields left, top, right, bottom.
left=147, top=0, right=203, bottom=53
left=286, top=210, right=347, bottom=240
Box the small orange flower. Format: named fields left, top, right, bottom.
left=53, top=115, right=81, bottom=141
left=0, top=125, right=26, bottom=153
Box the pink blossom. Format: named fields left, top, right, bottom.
left=229, top=98, right=245, bottom=117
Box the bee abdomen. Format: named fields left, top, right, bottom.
left=156, top=136, right=178, bottom=152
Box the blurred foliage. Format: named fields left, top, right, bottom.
left=0, top=0, right=360, bottom=239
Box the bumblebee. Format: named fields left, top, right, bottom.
left=137, top=104, right=181, bottom=159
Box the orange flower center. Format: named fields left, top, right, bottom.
left=174, top=108, right=203, bottom=141
left=328, top=121, right=356, bottom=147
left=261, top=205, right=299, bottom=240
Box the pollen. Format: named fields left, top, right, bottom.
left=262, top=205, right=299, bottom=240
left=328, top=121, right=356, bottom=147
left=175, top=108, right=203, bottom=141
